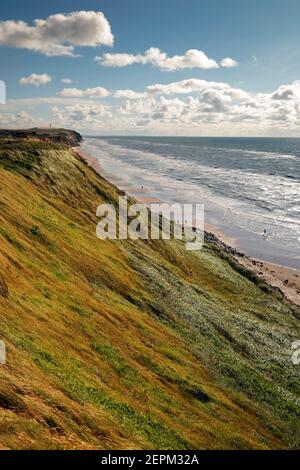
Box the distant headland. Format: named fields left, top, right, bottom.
left=0, top=128, right=83, bottom=147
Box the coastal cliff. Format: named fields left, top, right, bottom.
left=0, top=130, right=299, bottom=450
left=0, top=128, right=82, bottom=147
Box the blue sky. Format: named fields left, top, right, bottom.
left=1, top=0, right=300, bottom=135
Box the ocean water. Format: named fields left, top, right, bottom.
left=81, top=136, right=300, bottom=269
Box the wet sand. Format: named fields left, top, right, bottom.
left=73, top=147, right=104, bottom=174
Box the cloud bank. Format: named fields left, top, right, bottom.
left=52, top=103, right=111, bottom=124
left=47, top=80, right=300, bottom=135
left=0, top=11, right=114, bottom=56
left=6, top=78, right=300, bottom=136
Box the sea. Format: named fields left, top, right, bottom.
left=80, top=136, right=300, bottom=269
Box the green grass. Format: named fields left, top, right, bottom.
left=92, top=342, right=139, bottom=381
left=0, top=142, right=43, bottom=173
left=0, top=226, right=24, bottom=250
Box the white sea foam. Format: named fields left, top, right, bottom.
left=81, top=137, right=300, bottom=255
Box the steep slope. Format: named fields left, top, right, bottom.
left=0, top=138, right=299, bottom=450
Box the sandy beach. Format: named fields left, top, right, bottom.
left=74, top=146, right=300, bottom=307
left=236, top=256, right=300, bottom=306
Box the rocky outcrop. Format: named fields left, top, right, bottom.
left=204, top=230, right=244, bottom=256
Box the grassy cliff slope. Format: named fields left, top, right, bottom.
left=0, top=137, right=299, bottom=450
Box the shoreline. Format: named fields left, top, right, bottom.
left=73, top=146, right=300, bottom=307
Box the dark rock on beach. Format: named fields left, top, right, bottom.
left=204, top=230, right=244, bottom=257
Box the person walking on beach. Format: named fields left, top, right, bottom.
left=263, top=228, right=267, bottom=240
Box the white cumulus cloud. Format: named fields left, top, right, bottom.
left=271, top=83, right=300, bottom=101
left=0, top=11, right=113, bottom=57
left=19, top=73, right=52, bottom=87
left=114, top=89, right=145, bottom=99
left=52, top=103, right=111, bottom=124
left=95, top=47, right=238, bottom=71
left=59, top=86, right=110, bottom=98
left=220, top=57, right=238, bottom=68
left=146, top=78, right=248, bottom=99
left=98, top=53, right=139, bottom=67
left=0, top=110, right=44, bottom=128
